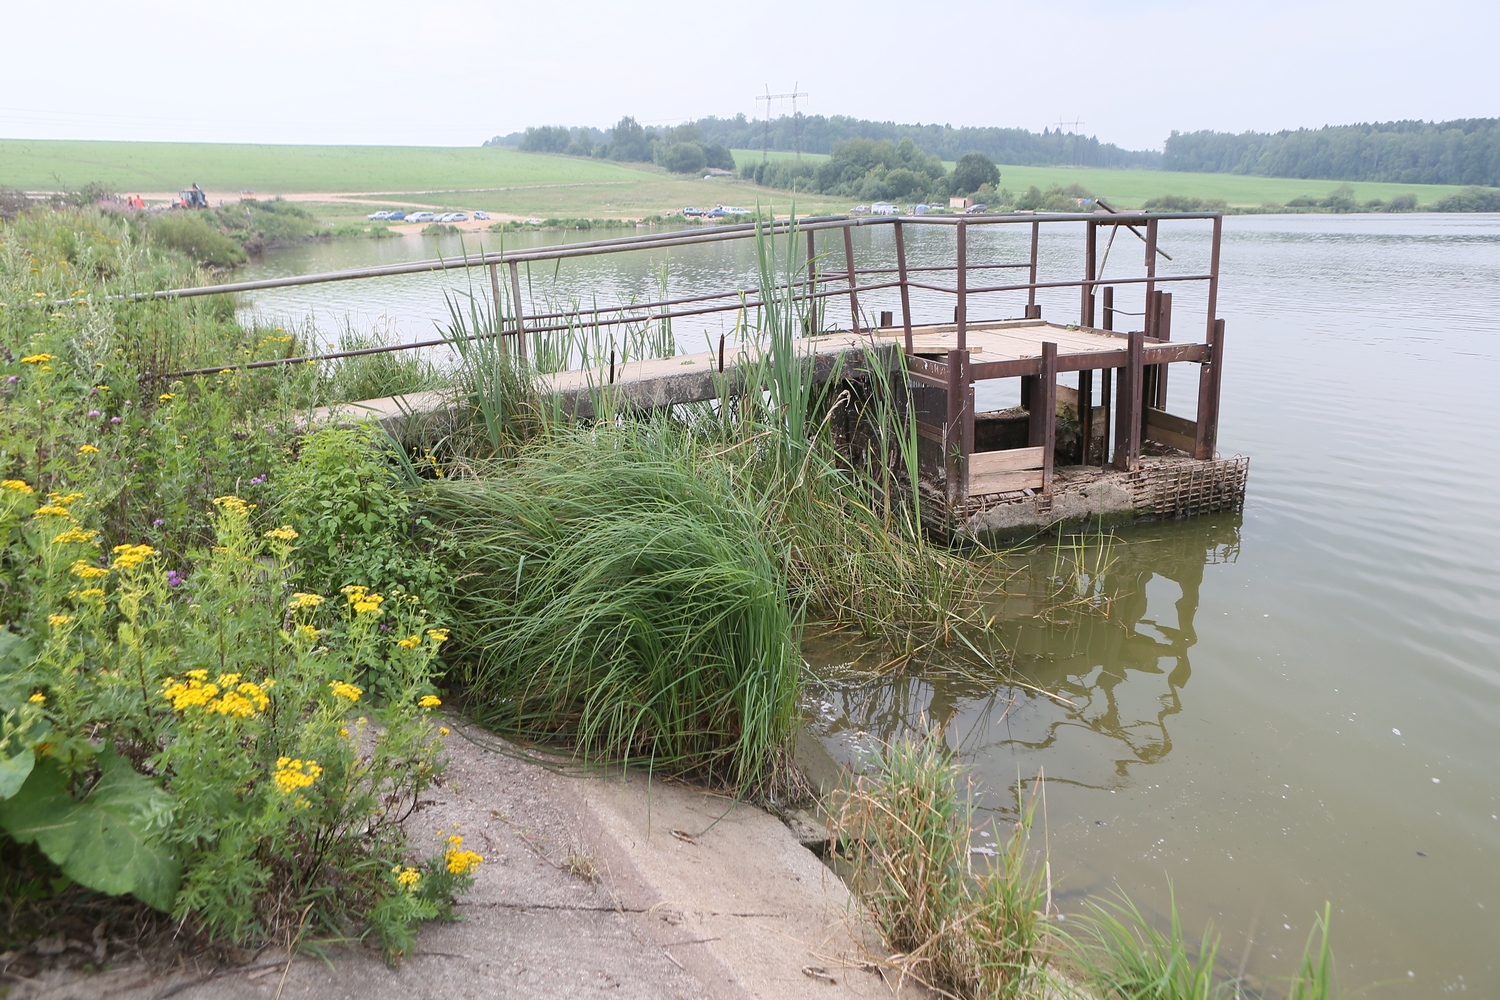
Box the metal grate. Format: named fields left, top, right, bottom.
left=1127, top=456, right=1249, bottom=518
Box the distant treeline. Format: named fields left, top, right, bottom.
left=487, top=114, right=1161, bottom=170
left=1164, top=119, right=1500, bottom=187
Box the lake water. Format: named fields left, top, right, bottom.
left=241, top=215, right=1500, bottom=996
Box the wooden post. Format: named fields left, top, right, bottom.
left=1144, top=217, right=1158, bottom=303
left=508, top=260, right=528, bottom=362
left=945, top=348, right=966, bottom=507
left=1040, top=342, right=1058, bottom=492
left=956, top=219, right=968, bottom=355
left=842, top=224, right=861, bottom=331
left=805, top=228, right=818, bottom=333
left=1026, top=220, right=1040, bottom=317
left=1204, top=214, right=1222, bottom=345
left=1154, top=290, right=1173, bottom=409
left=1194, top=318, right=1225, bottom=459
left=487, top=261, right=505, bottom=351
left=1099, top=367, right=1113, bottom=467
left=1082, top=220, right=1097, bottom=328
left=1112, top=329, right=1144, bottom=470
left=1103, top=286, right=1114, bottom=331
left=1079, top=369, right=1093, bottom=465
left=894, top=220, right=913, bottom=353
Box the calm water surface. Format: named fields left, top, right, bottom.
left=244, top=215, right=1500, bottom=996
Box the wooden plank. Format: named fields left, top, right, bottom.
left=915, top=420, right=945, bottom=444
left=1039, top=342, right=1058, bottom=492
left=1145, top=406, right=1196, bottom=438
left=969, top=469, right=1046, bottom=495
left=907, top=354, right=949, bottom=381
left=969, top=446, right=1045, bottom=475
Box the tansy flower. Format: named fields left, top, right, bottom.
left=394, top=867, right=421, bottom=890
left=28, top=692, right=46, bottom=704
left=33, top=505, right=74, bottom=519
left=295, top=623, right=319, bottom=641
left=77, top=587, right=106, bottom=599
left=426, top=628, right=450, bottom=644
left=19, top=354, right=54, bottom=364
left=288, top=592, right=324, bottom=610
left=418, top=695, right=442, bottom=709
left=396, top=634, right=421, bottom=649
left=272, top=758, right=322, bottom=794
left=46, top=492, right=83, bottom=506
left=212, top=495, right=254, bottom=516
left=158, top=393, right=173, bottom=402
left=69, top=560, right=109, bottom=580
left=1, top=479, right=33, bottom=494
left=77, top=444, right=100, bottom=455
left=339, top=727, right=349, bottom=737
left=263, top=525, right=298, bottom=542
left=329, top=680, right=363, bottom=702
left=439, top=727, right=450, bottom=736
left=111, top=543, right=154, bottom=569
left=444, top=836, right=483, bottom=875
left=51, top=527, right=99, bottom=546
left=47, top=613, right=73, bottom=627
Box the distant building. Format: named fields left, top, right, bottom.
left=870, top=202, right=899, bottom=216
left=950, top=196, right=974, bottom=209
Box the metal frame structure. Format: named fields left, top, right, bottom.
left=122, top=211, right=1226, bottom=507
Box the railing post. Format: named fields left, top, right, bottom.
left=956, top=219, right=968, bottom=355
left=1194, top=318, right=1225, bottom=459
left=1154, top=290, right=1173, bottom=409
left=1026, top=220, right=1040, bottom=318
left=1113, top=329, right=1144, bottom=471
left=508, top=260, right=528, bottom=362
left=805, top=227, right=818, bottom=333
left=1099, top=367, right=1113, bottom=467
left=1079, top=369, right=1093, bottom=466
left=1204, top=213, right=1222, bottom=344
left=487, top=261, right=506, bottom=351
left=894, top=220, right=913, bottom=353
left=945, top=348, right=966, bottom=508
left=1102, top=285, right=1115, bottom=331
left=1083, top=220, right=1097, bottom=328
left=1144, top=217, right=1159, bottom=303
left=842, top=224, right=861, bottom=331
left=1040, top=342, right=1058, bottom=493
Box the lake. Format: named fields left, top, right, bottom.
left=241, top=214, right=1500, bottom=996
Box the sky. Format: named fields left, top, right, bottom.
left=2, top=0, right=1495, bottom=151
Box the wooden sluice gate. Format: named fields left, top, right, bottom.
left=158, top=210, right=1247, bottom=534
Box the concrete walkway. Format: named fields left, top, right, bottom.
left=17, top=723, right=919, bottom=1000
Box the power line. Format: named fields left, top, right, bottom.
left=755, top=84, right=808, bottom=162
left=1055, top=118, right=1085, bottom=166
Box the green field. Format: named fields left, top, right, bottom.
left=727, top=149, right=1471, bottom=209
left=0, top=139, right=848, bottom=220
left=0, top=138, right=1472, bottom=220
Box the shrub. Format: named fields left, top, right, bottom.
left=145, top=212, right=246, bottom=268
left=0, top=487, right=467, bottom=960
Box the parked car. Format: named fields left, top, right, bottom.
left=366, top=211, right=390, bottom=220
left=386, top=211, right=407, bottom=221
left=705, top=208, right=726, bottom=218
left=965, top=204, right=988, bottom=214
left=682, top=206, right=705, bottom=217
left=449, top=212, right=469, bottom=222
left=870, top=202, right=899, bottom=216
left=472, top=210, right=489, bottom=220
left=407, top=211, right=437, bottom=223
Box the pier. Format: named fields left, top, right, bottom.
left=155, top=210, right=1247, bottom=533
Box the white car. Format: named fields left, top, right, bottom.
left=407, top=211, right=437, bottom=223
left=472, top=210, right=490, bottom=220
left=366, top=210, right=391, bottom=220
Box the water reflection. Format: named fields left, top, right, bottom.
left=805, top=517, right=1242, bottom=798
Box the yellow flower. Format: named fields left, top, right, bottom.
left=295, top=623, right=319, bottom=641
left=418, top=695, right=442, bottom=709
left=111, top=543, right=154, bottom=570
left=439, top=727, right=450, bottom=736
left=19, top=354, right=54, bottom=364
left=425, top=628, right=450, bottom=644
left=77, top=587, right=106, bottom=600
left=186, top=668, right=208, bottom=681
left=48, top=492, right=84, bottom=507
left=160, top=676, right=220, bottom=711
left=47, top=614, right=73, bottom=627
left=28, top=692, right=46, bottom=705
left=288, top=592, right=324, bottom=610
left=339, top=727, right=349, bottom=737
left=444, top=836, right=483, bottom=876
left=272, top=758, right=323, bottom=794
left=329, top=680, right=363, bottom=702
left=33, top=505, right=74, bottom=519
left=263, top=525, right=298, bottom=542
left=77, top=444, right=100, bottom=455
left=212, top=495, right=255, bottom=516
left=158, top=393, right=174, bottom=402
left=1, top=479, right=33, bottom=494
left=51, top=527, right=99, bottom=546
left=69, top=559, right=109, bottom=580
left=395, top=867, right=421, bottom=890
left=396, top=634, right=421, bottom=649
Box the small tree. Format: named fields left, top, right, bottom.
left=605, top=117, right=654, bottom=163
left=661, top=142, right=708, bottom=175
left=951, top=152, right=1001, bottom=197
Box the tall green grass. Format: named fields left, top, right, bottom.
left=420, top=424, right=797, bottom=789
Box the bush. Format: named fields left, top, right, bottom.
left=0, top=488, right=466, bottom=959
left=660, top=141, right=708, bottom=174
left=1431, top=185, right=1500, bottom=212
left=951, top=152, right=1000, bottom=197
left=145, top=212, right=246, bottom=268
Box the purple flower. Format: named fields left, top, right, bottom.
left=379, top=624, right=390, bottom=631
left=249, top=474, right=266, bottom=485
left=152, top=518, right=165, bottom=527
left=165, top=570, right=182, bottom=588
left=5, top=376, right=16, bottom=384
left=88, top=409, right=101, bottom=418
left=110, top=416, right=121, bottom=424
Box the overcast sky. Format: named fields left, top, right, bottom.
left=3, top=0, right=1494, bottom=151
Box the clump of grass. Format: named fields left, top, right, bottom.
left=322, top=320, right=442, bottom=403
left=835, top=735, right=1050, bottom=998
left=1073, top=886, right=1221, bottom=1000
left=420, top=423, right=798, bottom=790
